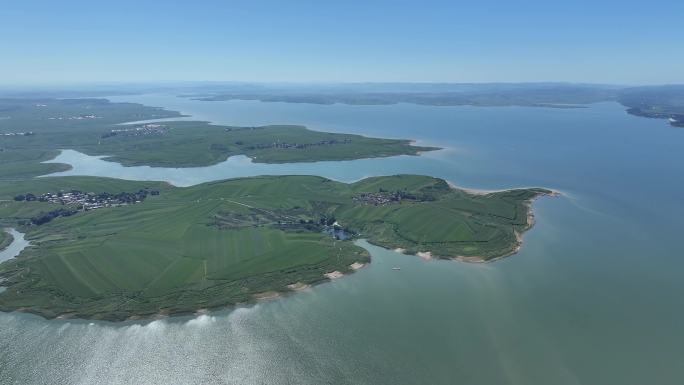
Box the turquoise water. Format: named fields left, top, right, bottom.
left=2, top=96, right=683, bottom=384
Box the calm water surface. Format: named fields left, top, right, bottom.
left=2, top=96, right=683, bottom=384
left=0, top=228, right=29, bottom=263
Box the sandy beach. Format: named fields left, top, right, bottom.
left=253, top=291, right=281, bottom=300
left=416, top=251, right=433, bottom=261
left=324, top=271, right=344, bottom=279
left=286, top=282, right=311, bottom=291
left=350, top=262, right=367, bottom=270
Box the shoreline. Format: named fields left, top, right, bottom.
left=446, top=180, right=563, bottom=197
left=0, top=260, right=372, bottom=323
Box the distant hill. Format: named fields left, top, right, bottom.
left=617, top=85, right=684, bottom=127
left=193, top=83, right=621, bottom=107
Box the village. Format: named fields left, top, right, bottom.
left=47, top=114, right=101, bottom=120
left=352, top=190, right=431, bottom=206
left=245, top=138, right=352, bottom=150
left=101, top=123, right=168, bottom=138
left=14, top=188, right=159, bottom=211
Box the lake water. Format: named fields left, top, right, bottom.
left=2, top=95, right=684, bottom=384
left=0, top=229, right=29, bottom=295
left=0, top=228, right=29, bottom=263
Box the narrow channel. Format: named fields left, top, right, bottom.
left=0, top=228, right=30, bottom=263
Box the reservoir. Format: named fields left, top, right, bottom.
left=2, top=95, right=683, bottom=384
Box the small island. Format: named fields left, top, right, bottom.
left=0, top=175, right=552, bottom=321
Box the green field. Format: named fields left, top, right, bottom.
left=0, top=98, right=436, bottom=178
left=84, top=122, right=435, bottom=167
left=0, top=175, right=550, bottom=320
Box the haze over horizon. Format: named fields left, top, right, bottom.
left=2, top=0, right=683, bottom=86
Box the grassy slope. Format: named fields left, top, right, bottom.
left=0, top=230, right=12, bottom=252
left=0, top=175, right=550, bottom=320
left=343, top=175, right=549, bottom=258
left=0, top=150, right=71, bottom=180
left=0, top=98, right=436, bottom=177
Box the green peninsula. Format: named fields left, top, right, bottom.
left=0, top=98, right=436, bottom=179
left=0, top=175, right=551, bottom=321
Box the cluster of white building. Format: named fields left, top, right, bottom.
left=47, top=115, right=101, bottom=120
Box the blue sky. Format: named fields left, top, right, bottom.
left=1, top=0, right=683, bottom=85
